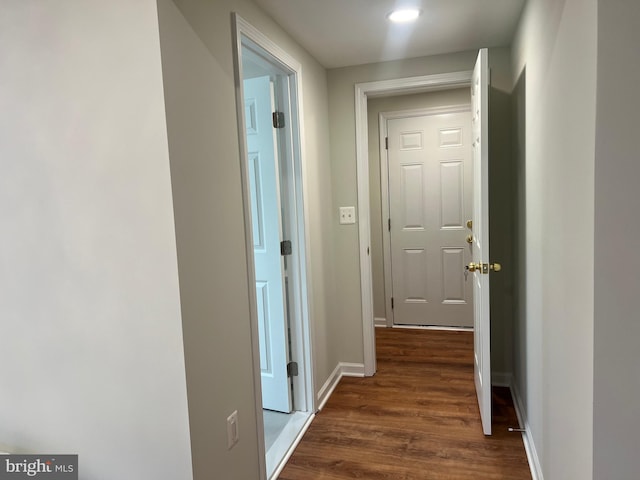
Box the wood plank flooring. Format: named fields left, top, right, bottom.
left=278, top=328, right=531, bottom=479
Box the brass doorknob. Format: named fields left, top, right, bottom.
left=466, top=220, right=473, bottom=229
left=466, top=262, right=480, bottom=272
left=490, top=263, right=502, bottom=272
left=466, top=235, right=473, bottom=244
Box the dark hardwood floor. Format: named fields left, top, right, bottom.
left=278, top=328, right=531, bottom=479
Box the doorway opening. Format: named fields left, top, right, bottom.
left=233, top=14, right=315, bottom=480
left=355, top=51, right=493, bottom=435
left=369, top=92, right=473, bottom=329
left=354, top=71, right=474, bottom=376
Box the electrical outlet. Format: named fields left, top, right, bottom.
left=339, top=206, right=356, bottom=225
left=227, top=410, right=239, bottom=449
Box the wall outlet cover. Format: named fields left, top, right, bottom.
left=339, top=206, right=357, bottom=225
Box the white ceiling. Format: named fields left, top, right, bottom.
left=252, top=0, right=526, bottom=69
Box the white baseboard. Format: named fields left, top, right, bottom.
left=316, top=362, right=365, bottom=411
left=340, top=362, right=365, bottom=377
left=491, top=371, right=512, bottom=387
left=316, top=363, right=341, bottom=411
left=509, top=381, right=544, bottom=480
left=374, top=317, right=387, bottom=327
left=391, top=324, right=473, bottom=332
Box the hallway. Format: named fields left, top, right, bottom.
left=279, top=328, right=531, bottom=479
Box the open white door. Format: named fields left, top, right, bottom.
left=244, top=75, right=292, bottom=413
left=469, top=48, right=492, bottom=435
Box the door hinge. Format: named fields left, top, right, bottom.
left=391, top=297, right=394, bottom=310
left=388, top=218, right=391, bottom=232
left=280, top=240, right=292, bottom=256
left=287, top=361, right=298, bottom=377
left=273, top=111, right=285, bottom=129
left=385, top=137, right=389, bottom=150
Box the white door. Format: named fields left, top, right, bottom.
left=387, top=110, right=473, bottom=327
left=470, top=48, right=492, bottom=435
left=244, top=75, right=292, bottom=413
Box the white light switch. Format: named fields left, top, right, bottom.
left=339, top=206, right=357, bottom=225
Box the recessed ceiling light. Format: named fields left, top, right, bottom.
left=387, top=8, right=421, bottom=23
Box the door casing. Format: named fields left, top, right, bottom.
left=354, top=71, right=473, bottom=376
left=232, top=14, right=316, bottom=480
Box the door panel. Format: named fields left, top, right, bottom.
left=471, top=48, right=492, bottom=435
left=402, top=248, right=429, bottom=301
left=245, top=75, right=292, bottom=413
left=401, top=164, right=426, bottom=228
left=255, top=281, right=270, bottom=369
left=440, top=161, right=464, bottom=228
left=249, top=153, right=265, bottom=249
left=387, top=110, right=473, bottom=327
left=442, top=247, right=466, bottom=303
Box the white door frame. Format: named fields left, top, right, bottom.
left=355, top=71, right=473, bottom=376
left=379, top=104, right=472, bottom=328
left=232, top=14, right=316, bottom=479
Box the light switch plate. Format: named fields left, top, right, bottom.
left=227, top=410, right=239, bottom=449
left=339, top=206, right=356, bottom=225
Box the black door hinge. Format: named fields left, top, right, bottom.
left=273, top=111, right=285, bottom=129
left=280, top=240, right=292, bottom=256
left=391, top=297, right=394, bottom=309
left=287, top=361, right=298, bottom=377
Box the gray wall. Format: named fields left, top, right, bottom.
left=157, top=0, right=335, bottom=478
left=593, top=0, right=640, bottom=477
left=0, top=1, right=193, bottom=478
left=511, top=0, right=597, bottom=477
